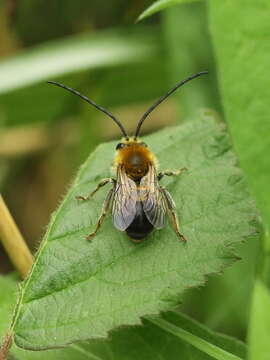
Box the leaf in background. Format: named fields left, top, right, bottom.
left=0, top=29, right=156, bottom=95
left=208, top=0, right=270, bottom=346
left=162, top=2, right=221, bottom=119
left=248, top=279, right=270, bottom=360
left=11, top=112, right=257, bottom=349
left=0, top=275, right=18, bottom=338
left=147, top=311, right=246, bottom=360
left=138, top=0, right=200, bottom=22
left=0, top=27, right=157, bottom=128
left=208, top=0, right=270, bottom=230
left=196, top=238, right=258, bottom=336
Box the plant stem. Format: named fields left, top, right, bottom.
left=0, top=195, right=33, bottom=278
left=260, top=229, right=270, bottom=286
left=0, top=333, right=12, bottom=360
left=147, top=316, right=243, bottom=360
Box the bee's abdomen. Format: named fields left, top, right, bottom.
left=126, top=201, right=153, bottom=242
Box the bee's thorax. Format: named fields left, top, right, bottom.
left=113, top=140, right=157, bottom=181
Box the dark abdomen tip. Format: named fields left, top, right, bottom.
left=126, top=201, right=153, bottom=242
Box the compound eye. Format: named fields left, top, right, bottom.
left=116, top=143, right=125, bottom=150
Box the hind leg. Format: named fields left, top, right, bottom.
left=86, top=188, right=114, bottom=241
left=160, top=187, right=186, bottom=242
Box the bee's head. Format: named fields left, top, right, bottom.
left=115, top=137, right=148, bottom=151
left=114, top=137, right=155, bottom=177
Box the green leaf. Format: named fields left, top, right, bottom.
left=208, top=0, right=270, bottom=346
left=138, top=0, right=200, bottom=22
left=147, top=312, right=245, bottom=360
left=0, top=274, right=246, bottom=359
left=0, top=275, right=18, bottom=339
left=11, top=112, right=257, bottom=349
left=0, top=27, right=158, bottom=128
left=248, top=279, right=270, bottom=360
left=194, top=238, right=258, bottom=334
left=12, top=311, right=246, bottom=360
left=208, top=0, right=270, bottom=230
left=162, top=2, right=221, bottom=119
left=1, top=275, right=245, bottom=359
left=0, top=28, right=156, bottom=95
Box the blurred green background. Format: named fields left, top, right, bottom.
left=0, top=0, right=263, bottom=348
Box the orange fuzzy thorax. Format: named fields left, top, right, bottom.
left=113, top=138, right=157, bottom=180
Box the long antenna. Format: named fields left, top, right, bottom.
left=47, top=81, right=128, bottom=138
left=135, top=71, right=208, bottom=138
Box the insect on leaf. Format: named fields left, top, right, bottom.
left=11, top=112, right=258, bottom=349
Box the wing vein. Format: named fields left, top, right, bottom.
left=112, top=166, right=137, bottom=231
left=140, top=164, right=167, bottom=229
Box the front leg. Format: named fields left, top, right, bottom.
left=158, top=167, right=187, bottom=181
left=76, top=178, right=115, bottom=201
left=86, top=188, right=114, bottom=241
left=161, top=187, right=186, bottom=243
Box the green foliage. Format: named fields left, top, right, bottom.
left=208, top=0, right=270, bottom=354
left=248, top=279, right=270, bottom=360
left=0, top=29, right=155, bottom=95
left=0, top=268, right=246, bottom=359
left=14, top=0, right=134, bottom=46
left=138, top=0, right=200, bottom=21
left=208, top=0, right=270, bottom=229
left=162, top=2, right=221, bottom=119
left=9, top=112, right=257, bottom=350
left=0, top=275, right=17, bottom=338
left=0, top=1, right=268, bottom=358
left=148, top=312, right=246, bottom=360
left=190, top=238, right=258, bottom=335
left=0, top=27, right=157, bottom=128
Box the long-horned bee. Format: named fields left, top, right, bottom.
left=48, top=71, right=207, bottom=242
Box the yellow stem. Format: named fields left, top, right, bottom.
left=0, top=333, right=12, bottom=360
left=0, top=195, right=33, bottom=278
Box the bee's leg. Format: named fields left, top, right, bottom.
left=76, top=178, right=115, bottom=201
left=160, top=187, right=187, bottom=242
left=158, top=168, right=187, bottom=181
left=158, top=168, right=187, bottom=180
left=86, top=188, right=114, bottom=241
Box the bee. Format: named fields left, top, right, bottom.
left=48, top=71, right=207, bottom=243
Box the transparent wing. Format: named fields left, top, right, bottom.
left=140, top=164, right=167, bottom=229
left=112, top=165, right=138, bottom=231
